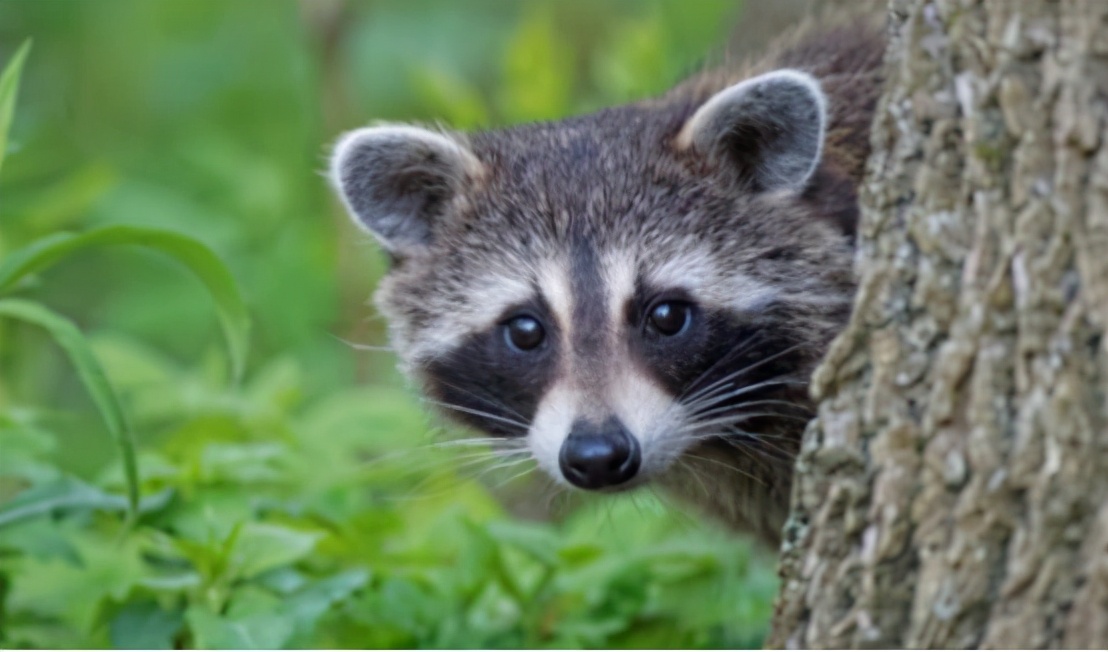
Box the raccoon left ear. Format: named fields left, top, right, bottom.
left=677, top=69, right=826, bottom=193
left=329, top=125, right=482, bottom=254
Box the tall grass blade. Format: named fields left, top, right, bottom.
left=0, top=298, right=140, bottom=515
left=0, top=226, right=251, bottom=381
left=0, top=39, right=31, bottom=175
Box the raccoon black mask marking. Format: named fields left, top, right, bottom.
left=329, top=21, right=884, bottom=545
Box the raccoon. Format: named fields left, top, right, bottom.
left=329, top=18, right=885, bottom=545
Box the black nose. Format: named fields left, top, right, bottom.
left=559, top=419, right=641, bottom=490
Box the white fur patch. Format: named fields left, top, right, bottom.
left=528, top=381, right=580, bottom=483
left=601, top=251, right=638, bottom=327
left=537, top=258, right=573, bottom=344
left=646, top=253, right=779, bottom=315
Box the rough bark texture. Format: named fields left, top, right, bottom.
left=769, top=0, right=1108, bottom=648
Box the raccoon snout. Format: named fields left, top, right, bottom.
left=558, top=418, right=641, bottom=490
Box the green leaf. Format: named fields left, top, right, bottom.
left=486, top=519, right=561, bottom=567
left=230, top=522, right=321, bottom=580
left=0, top=300, right=141, bottom=515
left=109, top=601, right=183, bottom=649
left=186, top=605, right=294, bottom=650
left=283, top=569, right=370, bottom=634
left=0, top=225, right=251, bottom=381
left=4, top=524, right=150, bottom=635
left=0, top=39, right=31, bottom=175
left=0, top=476, right=173, bottom=528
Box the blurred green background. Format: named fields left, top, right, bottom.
left=0, top=0, right=784, bottom=648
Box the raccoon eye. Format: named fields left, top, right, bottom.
left=647, top=301, right=692, bottom=337
left=504, top=315, right=545, bottom=351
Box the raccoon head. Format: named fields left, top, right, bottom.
left=329, top=70, right=856, bottom=536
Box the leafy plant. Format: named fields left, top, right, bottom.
left=0, top=2, right=776, bottom=649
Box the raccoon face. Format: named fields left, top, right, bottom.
left=330, top=70, right=855, bottom=507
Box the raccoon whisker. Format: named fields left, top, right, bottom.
left=681, top=377, right=793, bottom=417
left=331, top=334, right=395, bottom=353
left=677, top=334, right=770, bottom=402
left=725, top=427, right=801, bottom=459
left=719, top=442, right=782, bottom=479
left=386, top=450, right=535, bottom=503
left=626, top=493, right=644, bottom=520
left=491, top=464, right=539, bottom=490
left=449, top=449, right=532, bottom=468
left=376, top=440, right=526, bottom=471
left=682, top=453, right=768, bottom=488
left=543, top=478, right=571, bottom=515
left=358, top=448, right=517, bottom=481
left=645, top=486, right=701, bottom=532
left=682, top=374, right=807, bottom=411
left=682, top=411, right=811, bottom=434
left=600, top=497, right=619, bottom=534
left=721, top=428, right=800, bottom=442
left=676, top=458, right=714, bottom=499
left=678, top=428, right=802, bottom=443
left=470, top=457, right=537, bottom=484
left=346, top=445, right=470, bottom=474
left=422, top=398, right=531, bottom=432
left=681, top=363, right=782, bottom=409
left=426, top=377, right=531, bottom=423
left=686, top=398, right=813, bottom=422
left=710, top=428, right=799, bottom=464
left=483, top=456, right=536, bottom=475
left=425, top=437, right=527, bottom=450
left=684, top=392, right=811, bottom=421
left=682, top=341, right=809, bottom=406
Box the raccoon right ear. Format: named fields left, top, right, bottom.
left=677, top=69, right=826, bottom=193
left=329, top=125, right=482, bottom=253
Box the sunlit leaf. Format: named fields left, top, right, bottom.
left=186, top=605, right=295, bottom=650
left=0, top=300, right=140, bottom=514
left=5, top=524, right=149, bottom=635
left=0, top=226, right=251, bottom=381
left=230, top=522, right=322, bottom=580
left=0, top=39, right=31, bottom=175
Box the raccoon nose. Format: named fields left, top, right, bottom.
left=559, top=419, right=641, bottom=490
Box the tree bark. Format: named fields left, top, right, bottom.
left=769, top=0, right=1108, bottom=647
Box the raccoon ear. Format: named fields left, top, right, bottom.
left=677, top=69, right=826, bottom=193
left=329, top=125, right=482, bottom=253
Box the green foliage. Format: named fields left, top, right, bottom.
left=0, top=38, right=29, bottom=174
left=0, top=0, right=776, bottom=648
left=0, top=299, right=141, bottom=515
left=0, top=226, right=252, bottom=381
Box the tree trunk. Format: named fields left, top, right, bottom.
left=769, top=0, right=1108, bottom=647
